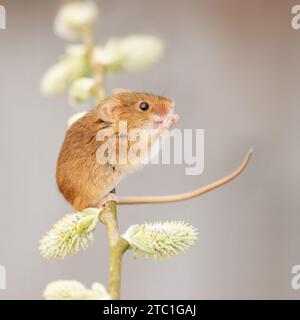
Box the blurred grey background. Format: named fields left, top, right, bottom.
left=0, top=0, right=299, bottom=299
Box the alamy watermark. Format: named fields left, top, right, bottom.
left=291, top=265, right=300, bottom=290
left=96, top=121, right=204, bottom=176
left=291, top=5, right=300, bottom=30
left=0, top=5, right=6, bottom=30
left=0, top=265, right=6, bottom=290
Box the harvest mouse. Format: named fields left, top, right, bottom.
left=56, top=88, right=179, bottom=212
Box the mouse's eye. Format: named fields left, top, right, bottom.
left=139, top=102, right=150, bottom=111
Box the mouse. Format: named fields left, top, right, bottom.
left=56, top=88, right=179, bottom=212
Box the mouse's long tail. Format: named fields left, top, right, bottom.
left=116, top=149, right=253, bottom=205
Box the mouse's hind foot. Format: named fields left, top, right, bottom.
left=97, top=193, right=119, bottom=208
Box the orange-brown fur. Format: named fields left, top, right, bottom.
left=56, top=91, right=175, bottom=211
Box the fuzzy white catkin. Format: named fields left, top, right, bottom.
left=122, top=221, right=198, bottom=259
left=39, top=208, right=100, bottom=259
left=69, top=77, right=95, bottom=104
left=41, top=62, right=71, bottom=96
left=118, top=36, right=164, bottom=72
left=41, top=45, right=91, bottom=96
left=93, top=35, right=164, bottom=74
left=44, top=280, right=111, bottom=300
left=68, top=111, right=88, bottom=127
left=54, top=1, right=99, bottom=41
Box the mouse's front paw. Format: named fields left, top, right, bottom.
left=164, top=114, right=179, bottom=129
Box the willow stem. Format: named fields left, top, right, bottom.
left=82, top=24, right=125, bottom=299
left=82, top=24, right=94, bottom=59
left=99, top=202, right=129, bottom=300
left=82, top=23, right=105, bottom=101
left=92, top=63, right=105, bottom=102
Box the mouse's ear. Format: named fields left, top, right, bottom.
left=97, top=103, right=115, bottom=122
left=112, top=88, right=131, bottom=95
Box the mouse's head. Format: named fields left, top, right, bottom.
left=95, top=88, right=174, bottom=130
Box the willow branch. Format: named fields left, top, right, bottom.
left=82, top=23, right=125, bottom=300
left=82, top=24, right=94, bottom=58
left=99, top=202, right=129, bottom=300
left=117, top=148, right=253, bottom=205
left=82, top=22, right=105, bottom=101
left=92, top=64, right=105, bottom=102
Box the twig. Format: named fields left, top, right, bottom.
left=92, top=63, right=105, bottom=102
left=82, top=23, right=105, bottom=101
left=117, top=148, right=253, bottom=205
left=99, top=202, right=129, bottom=300
left=82, top=24, right=124, bottom=299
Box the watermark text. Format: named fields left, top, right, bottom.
left=0, top=5, right=6, bottom=30
left=291, top=265, right=300, bottom=290
left=291, top=5, right=300, bottom=30
left=0, top=265, right=6, bottom=290
left=96, top=122, right=204, bottom=176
